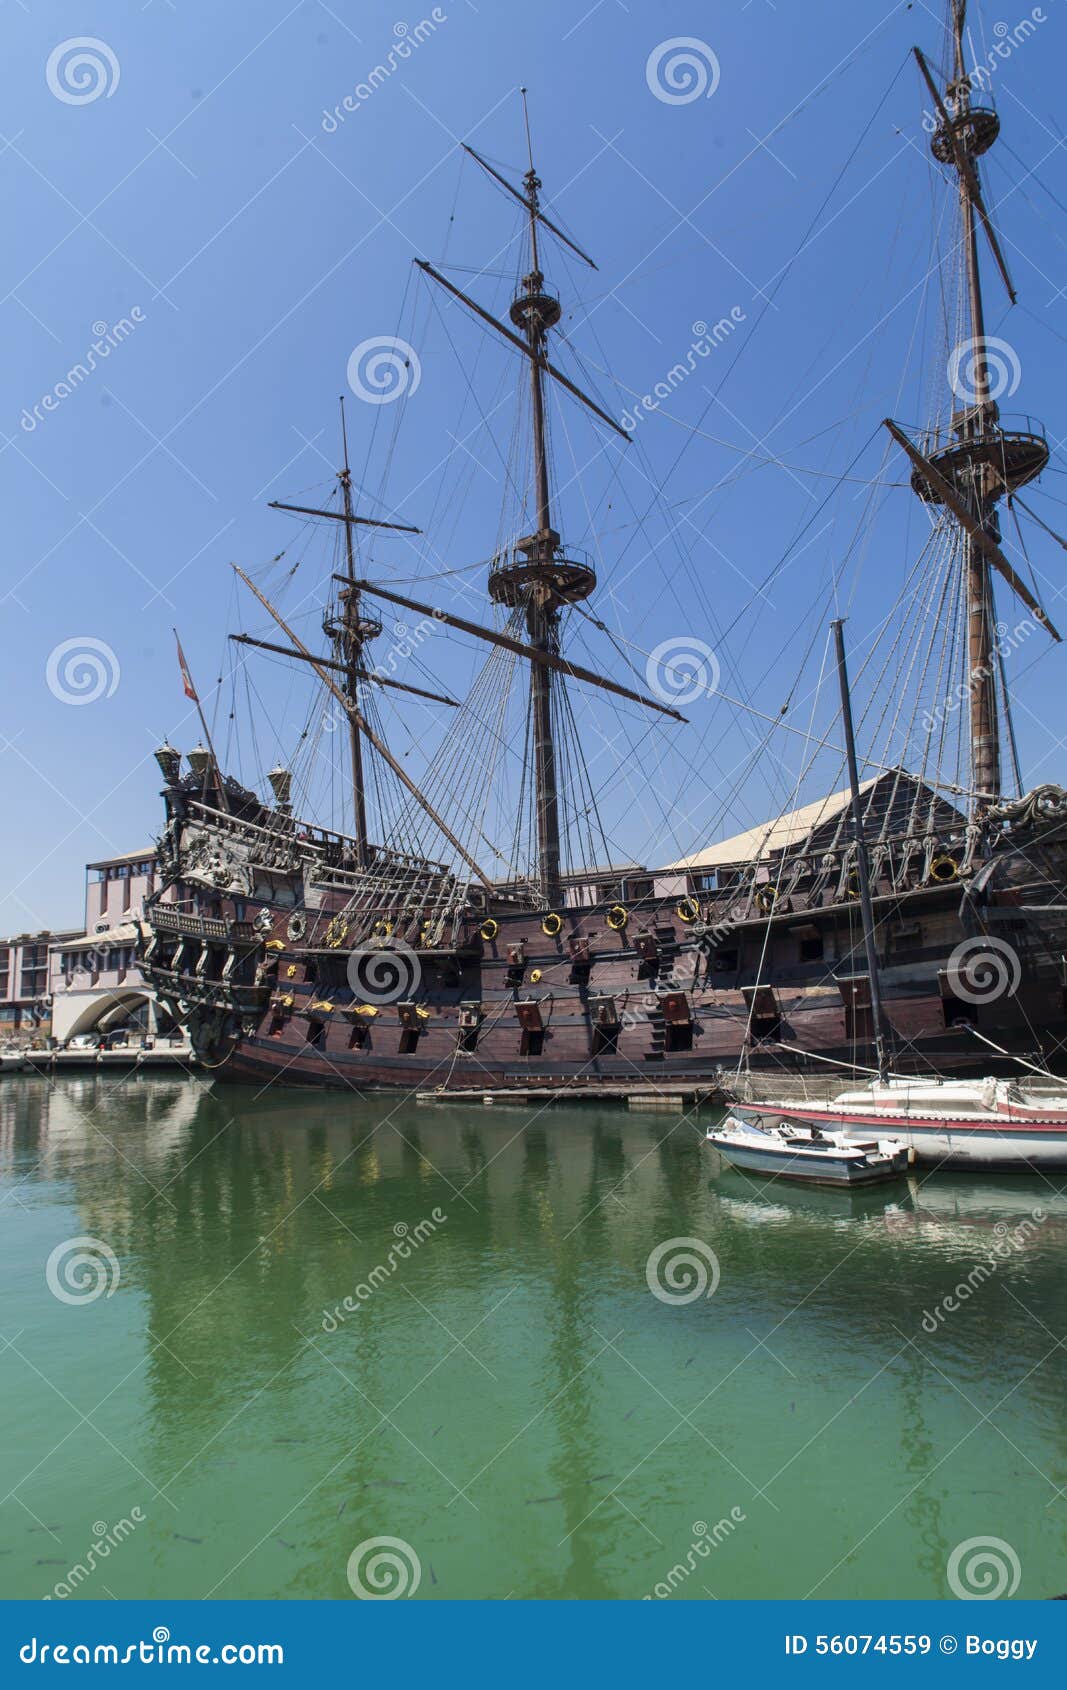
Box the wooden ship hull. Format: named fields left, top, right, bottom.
left=138, top=783, right=1067, bottom=1092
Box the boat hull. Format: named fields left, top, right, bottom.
left=735, top=1103, right=1067, bottom=1169
left=138, top=778, right=1067, bottom=1094
left=708, top=1136, right=907, bottom=1186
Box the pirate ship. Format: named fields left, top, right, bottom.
left=140, top=14, right=1067, bottom=1091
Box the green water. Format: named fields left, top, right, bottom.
left=1, top=1075, right=1064, bottom=1601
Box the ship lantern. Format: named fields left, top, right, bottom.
left=268, top=765, right=293, bottom=810
left=187, top=743, right=211, bottom=779
left=153, top=741, right=181, bottom=784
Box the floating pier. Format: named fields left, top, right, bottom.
left=416, top=1080, right=726, bottom=1110
left=19, top=1045, right=197, bottom=1074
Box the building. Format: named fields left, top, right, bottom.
left=0, top=929, right=82, bottom=1044
left=47, top=850, right=178, bottom=1047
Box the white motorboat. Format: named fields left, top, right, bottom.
left=706, top=1113, right=911, bottom=1187
left=734, top=1078, right=1067, bottom=1170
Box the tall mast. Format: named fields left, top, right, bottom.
left=485, top=90, right=597, bottom=906
left=337, top=396, right=372, bottom=863
left=266, top=405, right=421, bottom=863
left=520, top=91, right=562, bottom=905
left=416, top=98, right=630, bottom=900
left=908, top=1, right=1048, bottom=807
left=832, top=620, right=890, bottom=1081
left=951, top=0, right=999, bottom=801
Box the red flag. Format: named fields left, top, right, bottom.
left=174, top=631, right=199, bottom=703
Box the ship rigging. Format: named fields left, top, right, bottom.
left=139, top=6, right=1067, bottom=1091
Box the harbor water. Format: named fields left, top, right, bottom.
left=1, top=1076, right=1063, bottom=1600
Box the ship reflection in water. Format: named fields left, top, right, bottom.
left=0, top=1077, right=1063, bottom=1601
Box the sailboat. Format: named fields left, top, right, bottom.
left=732, top=619, right=1067, bottom=1168
left=137, top=17, right=1067, bottom=1094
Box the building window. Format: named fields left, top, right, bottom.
left=20, top=944, right=47, bottom=1000
left=627, top=878, right=654, bottom=900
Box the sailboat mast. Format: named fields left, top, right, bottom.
left=901, top=4, right=1051, bottom=805
left=518, top=93, right=564, bottom=906
left=337, top=397, right=370, bottom=864
left=421, top=99, right=614, bottom=901
left=266, top=412, right=422, bottom=863
left=832, top=620, right=890, bottom=1080
left=947, top=0, right=1001, bottom=801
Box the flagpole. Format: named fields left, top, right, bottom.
left=174, top=629, right=231, bottom=814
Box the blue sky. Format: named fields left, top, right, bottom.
left=3, top=0, right=1066, bottom=929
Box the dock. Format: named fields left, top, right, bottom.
left=415, top=1071, right=861, bottom=1110
left=18, top=1045, right=197, bottom=1075
left=416, top=1080, right=727, bottom=1109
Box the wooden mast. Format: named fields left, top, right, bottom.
left=949, top=1, right=999, bottom=802
left=337, top=396, right=370, bottom=864
left=519, top=90, right=565, bottom=907
left=266, top=403, right=422, bottom=863
left=909, top=2, right=1045, bottom=805
left=418, top=93, right=621, bottom=905
left=232, top=566, right=495, bottom=892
